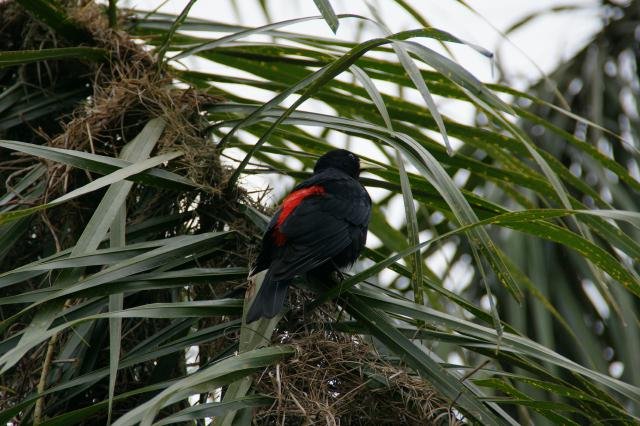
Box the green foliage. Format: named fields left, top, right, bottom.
left=0, top=0, right=639, bottom=424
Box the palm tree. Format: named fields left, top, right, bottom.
left=0, top=0, right=638, bottom=424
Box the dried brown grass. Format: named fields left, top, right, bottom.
left=0, top=1, right=250, bottom=416
left=49, top=2, right=224, bottom=192
left=253, top=327, right=459, bottom=426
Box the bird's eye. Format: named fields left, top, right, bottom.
left=348, top=153, right=355, bottom=159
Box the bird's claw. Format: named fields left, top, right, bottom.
left=330, top=260, right=345, bottom=282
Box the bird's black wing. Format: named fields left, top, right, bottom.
left=252, top=171, right=338, bottom=275
left=252, top=170, right=371, bottom=278
left=268, top=172, right=371, bottom=281
left=268, top=199, right=349, bottom=280
left=251, top=210, right=281, bottom=275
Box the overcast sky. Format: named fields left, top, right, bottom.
left=126, top=0, right=606, bottom=198
left=133, top=0, right=603, bottom=83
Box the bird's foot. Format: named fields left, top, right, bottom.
left=330, top=261, right=345, bottom=282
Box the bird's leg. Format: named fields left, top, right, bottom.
left=330, top=260, right=345, bottom=283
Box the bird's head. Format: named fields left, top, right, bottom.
left=314, top=149, right=361, bottom=178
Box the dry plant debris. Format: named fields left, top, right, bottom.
left=253, top=329, right=459, bottom=425
left=0, top=0, right=256, bottom=418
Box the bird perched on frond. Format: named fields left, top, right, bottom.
left=246, top=149, right=372, bottom=323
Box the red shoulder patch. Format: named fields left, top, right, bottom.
left=272, top=185, right=325, bottom=246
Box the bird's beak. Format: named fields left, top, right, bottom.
left=360, top=158, right=384, bottom=172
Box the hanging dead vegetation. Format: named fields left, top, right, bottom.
left=254, top=327, right=459, bottom=425
left=0, top=0, right=255, bottom=419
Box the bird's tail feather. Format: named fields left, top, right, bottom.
left=246, top=270, right=290, bottom=323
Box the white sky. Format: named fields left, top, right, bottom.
left=127, top=0, right=605, bottom=199
left=134, top=0, right=603, bottom=83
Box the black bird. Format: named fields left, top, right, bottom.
left=246, top=149, right=372, bottom=323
